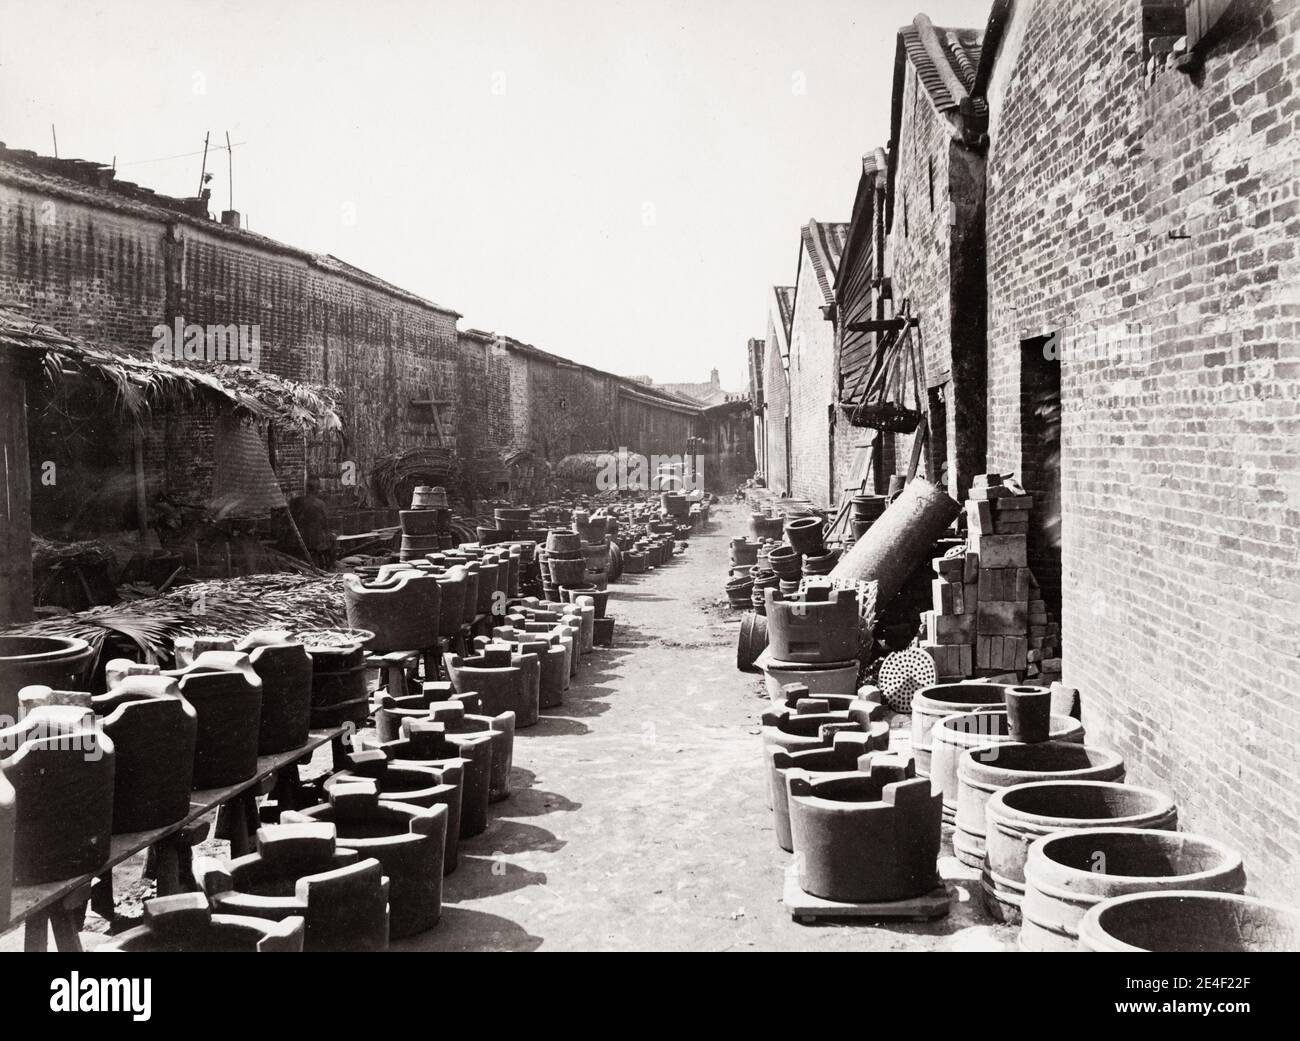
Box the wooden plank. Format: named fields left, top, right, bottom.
left=784, top=871, right=950, bottom=923
left=2, top=727, right=346, bottom=932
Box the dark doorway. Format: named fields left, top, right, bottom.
left=927, top=383, right=949, bottom=493
left=1020, top=334, right=1062, bottom=631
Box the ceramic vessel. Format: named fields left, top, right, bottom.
left=100, top=892, right=304, bottom=952
left=166, top=651, right=264, bottom=790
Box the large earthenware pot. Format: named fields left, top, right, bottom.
left=910, top=681, right=1019, bottom=776
left=1021, top=828, right=1246, bottom=952
left=1077, top=891, right=1300, bottom=952
left=0, top=635, right=94, bottom=720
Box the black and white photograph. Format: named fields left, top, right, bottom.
left=0, top=0, right=1297, bottom=986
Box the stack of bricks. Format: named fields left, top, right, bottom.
left=920, top=472, right=1053, bottom=682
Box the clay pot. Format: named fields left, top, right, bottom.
left=0, top=769, right=12, bottom=924
left=1005, top=686, right=1052, bottom=743
left=237, top=631, right=313, bottom=755
left=787, top=755, right=942, bottom=902
left=428, top=564, right=467, bottom=636
left=736, top=611, right=768, bottom=672
left=954, top=741, right=1126, bottom=867
left=328, top=750, right=463, bottom=873
left=765, top=584, right=861, bottom=664
left=0, top=635, right=94, bottom=720
left=166, top=651, right=264, bottom=790
left=760, top=658, right=860, bottom=699
left=411, top=486, right=449, bottom=509
left=910, top=681, right=1016, bottom=776
left=423, top=703, right=515, bottom=803
left=548, top=557, right=586, bottom=588
left=343, top=571, right=441, bottom=653
left=93, top=675, right=198, bottom=833
left=100, top=893, right=304, bottom=952
left=547, top=530, right=582, bottom=554
left=850, top=494, right=887, bottom=522
left=767, top=728, right=889, bottom=851
left=373, top=722, right=493, bottom=839
left=494, top=629, right=567, bottom=708
left=285, top=781, right=448, bottom=939
left=930, top=710, right=1084, bottom=825
left=983, top=781, right=1178, bottom=924
left=400, top=509, right=442, bottom=536
left=0, top=706, right=115, bottom=884
left=299, top=634, right=371, bottom=729
left=784, top=515, right=825, bottom=556
left=195, top=823, right=389, bottom=951
left=560, top=585, right=608, bottom=618
left=1021, top=829, right=1247, bottom=952
left=766, top=544, right=802, bottom=580
left=444, top=644, right=539, bottom=727
left=730, top=538, right=759, bottom=566
left=1077, top=891, right=1300, bottom=952
left=749, top=514, right=784, bottom=541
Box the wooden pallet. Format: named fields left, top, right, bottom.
left=783, top=872, right=950, bottom=923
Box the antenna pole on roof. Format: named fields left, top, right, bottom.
left=50, top=124, right=58, bottom=158
left=197, top=131, right=210, bottom=197
left=225, top=131, right=233, bottom=211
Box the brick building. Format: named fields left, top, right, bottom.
left=0, top=145, right=709, bottom=527
left=979, top=0, right=1300, bottom=902
left=787, top=220, right=849, bottom=507
left=762, top=286, right=795, bottom=493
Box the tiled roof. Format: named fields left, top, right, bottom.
left=801, top=220, right=850, bottom=309
left=898, top=14, right=985, bottom=118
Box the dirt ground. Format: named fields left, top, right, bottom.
left=3, top=502, right=1018, bottom=952
left=397, top=502, right=1017, bottom=952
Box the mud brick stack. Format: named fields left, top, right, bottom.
left=920, top=473, right=1056, bottom=682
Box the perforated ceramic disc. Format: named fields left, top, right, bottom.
left=876, top=647, right=937, bottom=713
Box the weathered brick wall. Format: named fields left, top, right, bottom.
left=788, top=247, right=836, bottom=506
left=985, top=0, right=1300, bottom=901
left=764, top=307, right=790, bottom=494
left=881, top=60, right=987, bottom=502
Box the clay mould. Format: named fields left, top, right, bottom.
left=92, top=675, right=198, bottom=833
left=196, top=822, right=389, bottom=951
left=370, top=721, right=493, bottom=839
left=327, top=749, right=464, bottom=873
left=237, top=630, right=313, bottom=755
left=443, top=644, right=538, bottom=726
left=767, top=729, right=890, bottom=852
left=764, top=583, right=861, bottom=664
left=101, top=892, right=305, bottom=952
left=284, top=781, right=448, bottom=938
left=0, top=634, right=94, bottom=720
left=165, top=651, right=264, bottom=790
left=343, top=570, right=441, bottom=653
left=0, top=769, right=13, bottom=923
left=786, top=754, right=943, bottom=904
left=0, top=705, right=115, bottom=884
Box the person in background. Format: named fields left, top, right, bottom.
left=290, top=476, right=335, bottom=568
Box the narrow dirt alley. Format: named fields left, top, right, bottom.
left=401, top=502, right=1016, bottom=952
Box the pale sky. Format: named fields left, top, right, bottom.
left=0, top=0, right=991, bottom=389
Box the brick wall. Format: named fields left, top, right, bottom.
left=788, top=245, right=836, bottom=506
left=764, top=303, right=790, bottom=494
left=985, top=0, right=1300, bottom=901
left=881, top=58, right=987, bottom=501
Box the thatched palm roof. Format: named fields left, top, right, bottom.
left=0, top=304, right=342, bottom=431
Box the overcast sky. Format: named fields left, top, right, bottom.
left=1, top=0, right=990, bottom=388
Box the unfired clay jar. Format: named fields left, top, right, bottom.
left=327, top=750, right=463, bottom=873
left=0, top=635, right=94, bottom=721
left=165, top=651, right=264, bottom=790
left=982, top=780, right=1178, bottom=923
left=343, top=571, right=441, bottom=652
left=237, top=630, right=313, bottom=755
left=0, top=706, right=115, bottom=884
left=93, top=675, right=198, bottom=833
left=1020, top=828, right=1246, bottom=952
left=1076, top=891, right=1300, bottom=953
left=766, top=729, right=889, bottom=852
left=284, top=780, right=447, bottom=939
left=444, top=645, right=538, bottom=726
left=370, top=721, right=493, bottom=839
left=764, top=583, right=861, bottom=663
left=100, top=892, right=304, bottom=952
left=196, top=823, right=389, bottom=952
left=787, top=754, right=943, bottom=903
left=954, top=741, right=1126, bottom=867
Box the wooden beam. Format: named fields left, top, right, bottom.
left=845, top=317, right=919, bottom=334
